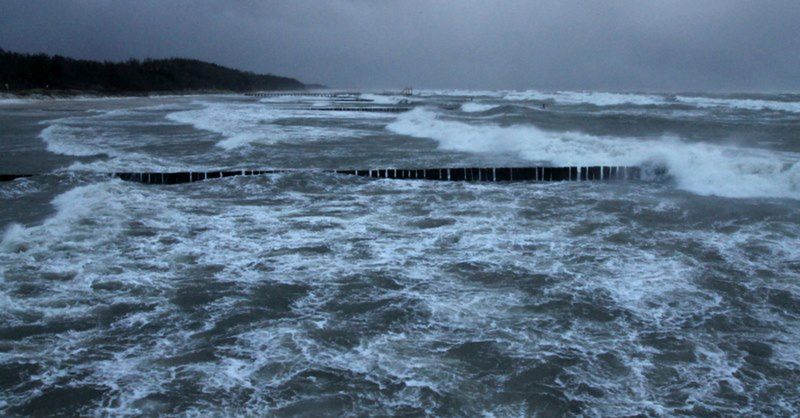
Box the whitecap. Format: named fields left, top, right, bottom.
left=460, top=102, right=500, bottom=113
left=387, top=108, right=800, bottom=199
left=676, top=96, right=800, bottom=113
left=504, top=90, right=668, bottom=106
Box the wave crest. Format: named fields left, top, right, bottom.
left=387, top=108, right=800, bottom=199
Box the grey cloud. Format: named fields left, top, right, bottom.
left=1, top=0, right=798, bottom=91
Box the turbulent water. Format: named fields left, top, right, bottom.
left=1, top=90, right=800, bottom=416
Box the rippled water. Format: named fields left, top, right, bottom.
left=1, top=91, right=800, bottom=416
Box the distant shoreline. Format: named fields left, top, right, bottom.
left=0, top=88, right=345, bottom=105
left=1, top=48, right=313, bottom=95
left=1, top=88, right=314, bottom=99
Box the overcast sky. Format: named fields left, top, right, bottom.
left=2, top=0, right=799, bottom=92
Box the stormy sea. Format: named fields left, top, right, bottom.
left=1, top=90, right=799, bottom=416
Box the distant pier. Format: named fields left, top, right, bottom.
left=315, top=107, right=412, bottom=112
left=245, top=91, right=361, bottom=97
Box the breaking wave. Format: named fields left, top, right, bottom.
left=460, top=102, right=501, bottom=113
left=166, top=101, right=389, bottom=150
left=675, top=95, right=800, bottom=113
left=504, top=90, right=668, bottom=106
left=37, top=108, right=164, bottom=157
left=359, top=93, right=420, bottom=105
left=503, top=90, right=800, bottom=113
left=387, top=108, right=800, bottom=199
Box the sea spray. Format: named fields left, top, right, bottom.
left=387, top=108, right=800, bottom=199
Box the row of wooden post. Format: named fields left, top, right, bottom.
left=0, top=167, right=642, bottom=184
left=105, top=166, right=640, bottom=185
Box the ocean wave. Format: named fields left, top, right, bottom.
left=0, top=97, right=36, bottom=106
left=1, top=181, right=129, bottom=253
left=37, top=109, right=150, bottom=157
left=504, top=90, right=668, bottom=106
left=167, top=101, right=391, bottom=150
left=499, top=90, right=800, bottom=114
left=166, top=102, right=283, bottom=149
left=460, top=102, right=501, bottom=113
left=3, top=94, right=799, bottom=416
left=358, top=93, right=420, bottom=105
left=386, top=108, right=800, bottom=199
left=0, top=177, right=38, bottom=200
left=37, top=104, right=195, bottom=158
left=676, top=96, right=800, bottom=113
left=2, top=176, right=797, bottom=415
left=39, top=123, right=114, bottom=157
left=416, top=89, right=506, bottom=98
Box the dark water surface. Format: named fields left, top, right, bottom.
left=1, top=91, right=799, bottom=416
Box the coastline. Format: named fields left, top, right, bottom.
left=0, top=88, right=317, bottom=105
left=1, top=88, right=308, bottom=98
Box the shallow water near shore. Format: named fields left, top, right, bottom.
left=1, top=91, right=800, bottom=416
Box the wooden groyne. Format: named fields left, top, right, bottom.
left=113, top=170, right=283, bottom=184
left=333, top=166, right=641, bottom=182
left=0, top=166, right=643, bottom=185
left=110, top=166, right=640, bottom=184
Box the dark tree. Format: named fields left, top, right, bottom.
left=0, top=48, right=306, bottom=93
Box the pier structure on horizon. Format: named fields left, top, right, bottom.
left=244, top=91, right=361, bottom=97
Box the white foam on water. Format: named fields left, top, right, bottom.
left=1, top=95, right=798, bottom=416
left=416, top=89, right=506, bottom=98
left=504, top=90, right=668, bottom=106
left=0, top=97, right=35, bottom=106
left=63, top=155, right=195, bottom=173
left=460, top=102, right=501, bottom=113
left=0, top=179, right=205, bottom=414
left=1, top=181, right=127, bottom=257
left=166, top=102, right=283, bottom=149
left=166, top=101, right=389, bottom=150
left=0, top=177, right=38, bottom=199
left=1, top=175, right=798, bottom=415
left=676, top=95, right=800, bottom=113
left=594, top=108, right=708, bottom=119
left=39, top=123, right=122, bottom=157
left=358, top=93, right=421, bottom=105
left=387, top=108, right=800, bottom=199
left=37, top=104, right=190, bottom=159
left=359, top=93, right=401, bottom=104
left=497, top=90, right=800, bottom=114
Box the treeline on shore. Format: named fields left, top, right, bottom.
left=0, top=48, right=306, bottom=94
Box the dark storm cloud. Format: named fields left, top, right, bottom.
left=2, top=0, right=799, bottom=91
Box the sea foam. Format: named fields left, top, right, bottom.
left=166, top=101, right=391, bottom=150
left=460, top=102, right=501, bottom=113
left=504, top=90, right=668, bottom=106
left=387, top=108, right=800, bottom=199
left=675, top=96, right=800, bottom=113
left=502, top=90, right=800, bottom=114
